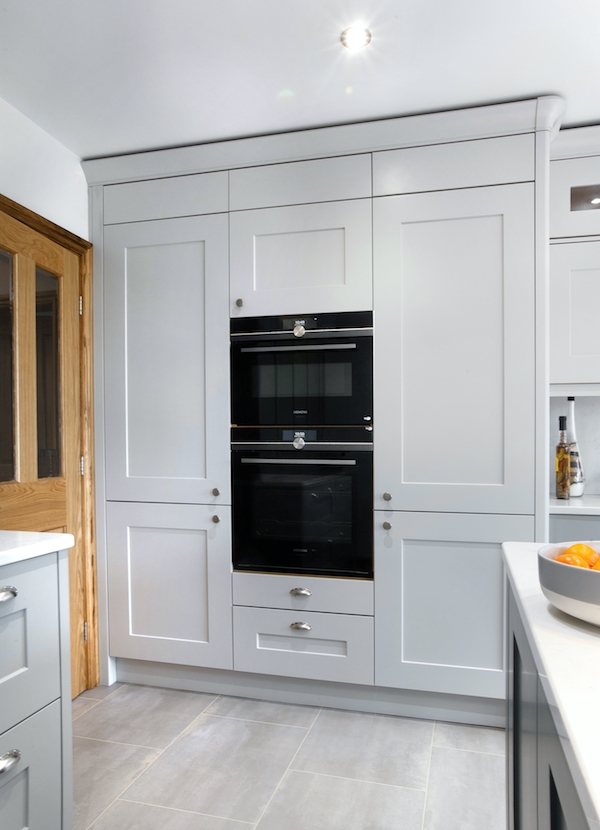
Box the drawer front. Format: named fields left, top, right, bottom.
left=0, top=700, right=62, bottom=830
left=232, top=572, right=373, bottom=615
left=230, top=154, right=372, bottom=210
left=103, top=170, right=229, bottom=224
left=550, top=156, right=600, bottom=238
left=233, top=606, right=374, bottom=685
left=0, top=555, right=61, bottom=734
left=373, top=133, right=534, bottom=197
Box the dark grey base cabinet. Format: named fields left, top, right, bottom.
left=507, top=589, right=591, bottom=830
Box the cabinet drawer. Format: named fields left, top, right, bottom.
left=373, top=133, right=534, bottom=196
left=103, top=170, right=229, bottom=224
left=0, top=555, right=61, bottom=734
left=233, top=606, right=374, bottom=685
left=232, top=572, right=373, bottom=615
left=0, top=700, right=62, bottom=830
left=550, top=156, right=600, bottom=239
left=230, top=154, right=372, bottom=210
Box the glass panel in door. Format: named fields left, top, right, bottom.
left=0, top=248, right=15, bottom=482
left=36, top=267, right=61, bottom=478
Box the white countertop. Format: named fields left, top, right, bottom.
left=0, top=530, right=74, bottom=568
left=503, top=541, right=600, bottom=830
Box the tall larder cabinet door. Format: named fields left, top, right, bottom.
left=373, top=183, right=535, bottom=515
left=103, top=214, right=230, bottom=505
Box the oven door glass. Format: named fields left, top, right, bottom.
left=232, top=448, right=373, bottom=578
left=231, top=335, right=372, bottom=427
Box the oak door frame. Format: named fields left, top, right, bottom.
left=0, top=192, right=99, bottom=690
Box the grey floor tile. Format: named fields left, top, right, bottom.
left=73, top=736, right=160, bottom=830
left=78, top=682, right=125, bottom=700
left=73, top=684, right=218, bottom=748
left=205, top=695, right=320, bottom=727
left=423, top=745, right=506, bottom=830
left=72, top=696, right=100, bottom=721
left=433, top=721, right=506, bottom=755
left=90, top=799, right=254, bottom=829
left=122, top=714, right=309, bottom=823
left=291, top=708, right=433, bottom=789
left=256, top=770, right=425, bottom=830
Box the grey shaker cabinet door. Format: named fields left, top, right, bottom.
left=103, top=213, right=230, bottom=505
left=107, top=501, right=233, bottom=669
left=0, top=554, right=60, bottom=735
left=0, top=700, right=62, bottom=830
left=373, top=182, right=535, bottom=515
left=374, top=512, right=535, bottom=699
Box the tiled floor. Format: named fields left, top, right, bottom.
left=72, top=683, right=506, bottom=830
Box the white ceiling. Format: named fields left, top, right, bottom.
left=1, top=0, right=599, bottom=160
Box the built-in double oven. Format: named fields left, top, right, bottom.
left=230, top=311, right=373, bottom=579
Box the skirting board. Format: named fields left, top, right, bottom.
left=115, top=658, right=505, bottom=728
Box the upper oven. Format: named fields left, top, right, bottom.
left=230, top=311, right=372, bottom=431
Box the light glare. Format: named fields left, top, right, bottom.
left=341, top=26, right=371, bottom=50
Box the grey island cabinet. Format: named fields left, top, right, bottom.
left=0, top=530, right=74, bottom=830
left=504, top=542, right=600, bottom=830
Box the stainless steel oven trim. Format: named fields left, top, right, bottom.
left=231, top=327, right=373, bottom=339
left=232, top=442, right=373, bottom=451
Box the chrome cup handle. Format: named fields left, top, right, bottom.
left=0, top=750, right=21, bottom=774
left=290, top=622, right=312, bottom=631
left=290, top=587, right=312, bottom=597
left=0, top=586, right=18, bottom=603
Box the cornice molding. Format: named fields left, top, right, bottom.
left=551, top=124, right=600, bottom=161
left=83, top=97, right=566, bottom=187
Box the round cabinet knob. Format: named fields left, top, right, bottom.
left=290, top=621, right=312, bottom=631
left=0, top=586, right=18, bottom=603
left=212, top=515, right=220, bottom=524
left=383, top=492, right=392, bottom=501
left=383, top=521, right=392, bottom=531
left=292, top=436, right=305, bottom=450
left=293, top=324, right=306, bottom=338
left=290, top=587, right=312, bottom=597
left=212, top=488, right=220, bottom=497
left=235, top=298, right=244, bottom=308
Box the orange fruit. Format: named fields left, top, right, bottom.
left=555, top=552, right=590, bottom=568
left=563, top=543, right=600, bottom=567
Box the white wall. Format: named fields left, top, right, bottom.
left=0, top=96, right=88, bottom=240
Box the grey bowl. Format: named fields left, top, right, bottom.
left=538, top=542, right=600, bottom=626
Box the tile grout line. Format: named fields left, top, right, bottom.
left=82, top=692, right=224, bottom=830
left=118, top=797, right=256, bottom=825
left=419, top=721, right=436, bottom=830
left=251, top=705, right=324, bottom=829
left=277, top=766, right=429, bottom=793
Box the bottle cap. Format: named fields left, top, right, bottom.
left=559, top=415, right=567, bottom=430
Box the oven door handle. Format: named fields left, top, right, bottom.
left=240, top=343, right=357, bottom=353
left=240, top=458, right=357, bottom=466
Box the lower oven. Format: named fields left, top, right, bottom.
left=232, top=438, right=373, bottom=579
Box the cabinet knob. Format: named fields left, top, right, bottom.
left=212, top=515, right=220, bottom=524
left=383, top=521, right=392, bottom=531
left=383, top=492, right=392, bottom=501
left=290, top=587, right=312, bottom=597
left=212, top=488, right=220, bottom=497
left=0, top=586, right=18, bottom=603
left=235, top=298, right=244, bottom=308
left=290, top=621, right=312, bottom=631
left=293, top=324, right=306, bottom=338
left=0, top=749, right=21, bottom=775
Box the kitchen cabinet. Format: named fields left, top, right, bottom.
left=106, top=501, right=233, bottom=669
left=229, top=199, right=373, bottom=318
left=0, top=534, right=74, bottom=830
left=103, top=213, right=230, bottom=505
left=373, top=181, right=535, bottom=515
left=375, top=512, right=534, bottom=698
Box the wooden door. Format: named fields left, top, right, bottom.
left=0, top=201, right=96, bottom=697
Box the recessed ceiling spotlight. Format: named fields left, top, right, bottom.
left=341, top=26, right=371, bottom=50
